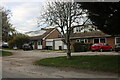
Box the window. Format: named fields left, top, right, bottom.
left=76, top=39, right=80, bottom=42
left=100, top=38, right=105, bottom=43
left=80, top=39, right=85, bottom=43
left=38, top=40, right=42, bottom=45
left=94, top=38, right=106, bottom=43
left=76, top=27, right=81, bottom=33
left=115, top=37, right=120, bottom=44
left=84, top=39, right=88, bottom=43
left=76, top=39, right=88, bottom=43
left=94, top=39, right=99, bottom=43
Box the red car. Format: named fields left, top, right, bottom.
left=91, top=43, right=113, bottom=52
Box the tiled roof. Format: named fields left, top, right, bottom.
left=30, top=28, right=55, bottom=40
left=70, top=31, right=111, bottom=39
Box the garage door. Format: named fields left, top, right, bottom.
left=46, top=41, right=53, bottom=46
left=55, top=40, right=63, bottom=50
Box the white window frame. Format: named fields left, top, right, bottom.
left=37, top=40, right=42, bottom=45
left=76, top=27, right=81, bottom=33
left=115, top=37, right=120, bottom=45
left=76, top=39, right=88, bottom=43
left=93, top=38, right=107, bottom=43
left=76, top=39, right=80, bottom=42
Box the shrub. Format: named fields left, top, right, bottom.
left=73, top=42, right=93, bottom=52
left=8, top=34, right=30, bottom=49
left=8, top=39, right=15, bottom=49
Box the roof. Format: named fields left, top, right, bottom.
left=29, top=28, right=55, bottom=40
left=26, top=30, right=46, bottom=37
left=70, top=31, right=111, bottom=39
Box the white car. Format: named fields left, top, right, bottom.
left=2, top=42, right=9, bottom=48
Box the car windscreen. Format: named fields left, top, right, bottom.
left=93, top=44, right=99, bottom=45
left=101, top=43, right=109, bottom=46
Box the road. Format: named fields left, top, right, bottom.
left=1, top=50, right=119, bottom=78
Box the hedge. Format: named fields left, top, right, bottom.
left=73, top=42, right=92, bottom=52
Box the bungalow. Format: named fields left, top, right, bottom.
left=53, top=25, right=120, bottom=50
left=26, top=27, right=61, bottom=50
left=70, top=31, right=120, bottom=50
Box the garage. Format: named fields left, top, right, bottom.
left=46, top=39, right=53, bottom=50
left=54, top=40, right=63, bottom=50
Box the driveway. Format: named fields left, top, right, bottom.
left=2, top=50, right=119, bottom=78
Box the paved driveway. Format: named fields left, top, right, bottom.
left=2, top=50, right=119, bottom=78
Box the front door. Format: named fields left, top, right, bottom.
left=37, top=40, right=42, bottom=49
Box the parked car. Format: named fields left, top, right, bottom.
left=2, top=42, right=9, bottom=48
left=22, top=43, right=33, bottom=51
left=115, top=43, right=120, bottom=52
left=91, top=43, right=113, bottom=52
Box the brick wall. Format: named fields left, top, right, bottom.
left=70, top=37, right=115, bottom=50
left=43, top=29, right=61, bottom=49
left=106, top=37, right=115, bottom=48
left=34, top=40, right=38, bottom=49
left=42, top=40, right=46, bottom=49
left=45, top=29, right=61, bottom=39
left=88, top=38, right=93, bottom=43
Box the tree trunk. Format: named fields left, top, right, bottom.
left=66, top=42, right=71, bottom=59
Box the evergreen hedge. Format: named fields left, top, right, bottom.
left=73, top=42, right=92, bottom=52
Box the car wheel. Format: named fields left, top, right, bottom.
left=99, top=48, right=103, bottom=52
left=92, top=50, right=95, bottom=52
left=115, top=50, right=118, bottom=52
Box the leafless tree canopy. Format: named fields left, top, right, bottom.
left=39, top=1, right=89, bottom=58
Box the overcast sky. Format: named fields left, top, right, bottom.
left=1, top=0, right=49, bottom=33
left=1, top=0, right=88, bottom=34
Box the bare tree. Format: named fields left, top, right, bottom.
left=39, top=1, right=88, bottom=58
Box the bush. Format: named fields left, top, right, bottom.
left=8, top=39, right=15, bottom=49
left=8, top=34, right=30, bottom=49
left=73, top=42, right=92, bottom=52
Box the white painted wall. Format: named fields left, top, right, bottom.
left=32, top=45, right=34, bottom=49
left=63, top=44, right=67, bottom=50
left=38, top=45, right=42, bottom=49
left=73, top=28, right=76, bottom=33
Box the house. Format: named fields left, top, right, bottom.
left=70, top=31, right=120, bottom=50
left=53, top=25, right=120, bottom=50
left=53, top=38, right=67, bottom=50
left=26, top=27, right=61, bottom=50
left=26, top=25, right=120, bottom=50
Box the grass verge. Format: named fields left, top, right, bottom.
left=1, top=51, right=13, bottom=56
left=2, top=48, right=21, bottom=50
left=40, top=50, right=66, bottom=53
left=35, top=55, right=120, bottom=73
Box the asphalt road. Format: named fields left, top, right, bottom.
left=1, top=50, right=119, bottom=78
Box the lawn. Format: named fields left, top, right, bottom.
left=35, top=55, right=120, bottom=73
left=1, top=51, right=13, bottom=56
left=2, top=48, right=20, bottom=50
